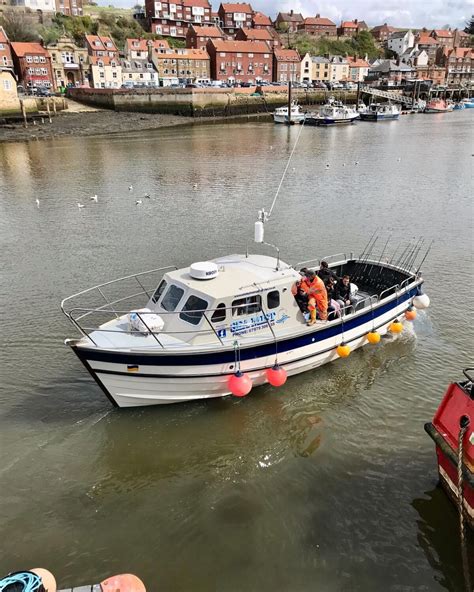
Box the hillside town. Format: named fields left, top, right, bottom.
left=0, top=1, right=473, bottom=111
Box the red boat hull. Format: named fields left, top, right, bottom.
left=425, top=375, right=474, bottom=529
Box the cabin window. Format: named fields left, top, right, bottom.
left=211, top=303, right=226, bottom=323
left=232, top=295, right=262, bottom=316
left=267, top=290, right=280, bottom=309
left=152, top=279, right=167, bottom=303
left=179, top=295, right=208, bottom=325
left=161, top=284, right=184, bottom=311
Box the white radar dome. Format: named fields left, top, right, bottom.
left=190, top=261, right=219, bottom=280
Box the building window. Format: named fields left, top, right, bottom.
left=3, top=79, right=12, bottom=91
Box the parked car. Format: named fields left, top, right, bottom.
left=36, top=88, right=51, bottom=97
left=312, top=81, right=327, bottom=89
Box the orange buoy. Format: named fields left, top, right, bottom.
left=228, top=371, right=252, bottom=397
left=367, top=331, right=381, bottom=344
left=337, top=343, right=351, bottom=357
left=100, top=574, right=146, bottom=592
left=30, top=568, right=57, bottom=592
left=266, top=365, right=287, bottom=387
left=405, top=308, right=417, bottom=321
left=389, top=320, right=403, bottom=333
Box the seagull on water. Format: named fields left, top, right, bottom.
left=397, top=157, right=401, bottom=162
left=128, top=185, right=133, bottom=191
left=35, top=198, right=40, bottom=208
left=342, top=163, right=346, bottom=167
left=193, top=183, right=198, bottom=190
left=90, top=195, right=98, bottom=202
left=355, top=161, right=359, bottom=165
left=325, top=164, right=330, bottom=169
left=144, top=193, right=151, bottom=199
left=77, top=203, right=85, bottom=208
left=136, top=199, right=142, bottom=205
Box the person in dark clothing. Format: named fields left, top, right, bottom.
left=336, top=275, right=357, bottom=312
left=291, top=268, right=309, bottom=314
left=318, top=260, right=338, bottom=284
left=325, top=277, right=341, bottom=319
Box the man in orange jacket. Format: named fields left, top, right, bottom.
left=301, top=270, right=328, bottom=325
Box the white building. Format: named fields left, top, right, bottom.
left=121, top=59, right=159, bottom=87
left=400, top=46, right=429, bottom=67
left=90, top=57, right=122, bottom=89
left=387, top=30, right=415, bottom=56
left=11, top=0, right=55, bottom=10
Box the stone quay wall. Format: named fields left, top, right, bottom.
left=67, top=87, right=357, bottom=117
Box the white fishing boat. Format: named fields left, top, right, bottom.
left=305, top=97, right=359, bottom=126
left=62, top=234, right=430, bottom=407
left=359, top=102, right=401, bottom=121
left=273, top=101, right=306, bottom=124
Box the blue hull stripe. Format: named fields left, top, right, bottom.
left=74, top=288, right=417, bottom=367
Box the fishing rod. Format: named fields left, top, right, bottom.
left=359, top=228, right=378, bottom=260
left=416, top=240, right=434, bottom=274
left=407, top=238, right=425, bottom=271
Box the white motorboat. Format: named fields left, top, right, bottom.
left=305, top=97, right=359, bottom=126
left=273, top=101, right=306, bottom=124
left=359, top=102, right=401, bottom=121
left=62, top=240, right=430, bottom=408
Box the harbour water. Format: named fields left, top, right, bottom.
left=0, top=113, right=473, bottom=591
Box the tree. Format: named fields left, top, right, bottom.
left=465, top=15, right=474, bottom=35
left=0, top=10, right=38, bottom=42
left=276, top=22, right=291, bottom=47
left=351, top=30, right=382, bottom=60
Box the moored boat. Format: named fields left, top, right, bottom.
left=453, top=102, right=466, bottom=110
left=425, top=368, right=474, bottom=530
left=461, top=98, right=474, bottom=109
left=62, top=239, right=430, bottom=407
left=273, top=101, right=306, bottom=124
left=359, top=102, right=401, bottom=121
left=306, top=97, right=359, bottom=126
left=424, top=98, right=454, bottom=113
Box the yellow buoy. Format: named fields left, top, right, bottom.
left=405, top=308, right=417, bottom=321
left=367, top=331, right=381, bottom=344
left=337, top=343, right=351, bottom=357
left=389, top=320, right=403, bottom=334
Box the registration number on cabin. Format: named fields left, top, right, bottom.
left=230, top=311, right=277, bottom=336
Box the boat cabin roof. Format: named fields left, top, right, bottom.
left=163, top=254, right=299, bottom=301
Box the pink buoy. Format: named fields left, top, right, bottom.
left=228, top=371, right=252, bottom=397
left=266, top=365, right=287, bottom=387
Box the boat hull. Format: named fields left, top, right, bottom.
left=359, top=113, right=400, bottom=121
left=424, top=107, right=453, bottom=113
left=273, top=114, right=305, bottom=124
left=71, top=287, right=419, bottom=407
left=305, top=115, right=359, bottom=126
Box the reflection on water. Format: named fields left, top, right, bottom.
left=0, top=115, right=473, bottom=590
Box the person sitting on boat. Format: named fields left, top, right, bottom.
left=291, top=268, right=309, bottom=313
left=301, top=270, right=328, bottom=325
left=336, top=275, right=357, bottom=313
left=325, top=277, right=341, bottom=319
left=317, top=260, right=338, bottom=284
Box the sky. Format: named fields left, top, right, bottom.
left=100, top=0, right=474, bottom=29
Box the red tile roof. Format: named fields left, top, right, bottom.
left=416, top=35, right=437, bottom=45
left=190, top=25, right=224, bottom=37
left=273, top=48, right=300, bottom=62
left=303, top=17, right=336, bottom=27
left=10, top=42, right=49, bottom=57
left=252, top=12, right=271, bottom=26
left=432, top=29, right=452, bottom=37
left=239, top=27, right=274, bottom=41
left=210, top=39, right=271, bottom=53
left=85, top=35, right=118, bottom=52
left=0, top=26, right=9, bottom=44
left=90, top=56, right=120, bottom=66
left=126, top=38, right=170, bottom=52
left=447, top=47, right=473, bottom=58
left=341, top=21, right=358, bottom=28
left=183, top=0, right=210, bottom=6
left=221, top=3, right=253, bottom=13
left=153, top=48, right=209, bottom=60
left=347, top=56, right=369, bottom=67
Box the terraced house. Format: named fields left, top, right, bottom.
left=146, top=0, right=212, bottom=38
left=297, top=15, right=337, bottom=37
left=217, top=2, right=253, bottom=34
left=151, top=47, right=210, bottom=84
left=207, top=39, right=272, bottom=83
left=11, top=42, right=55, bottom=90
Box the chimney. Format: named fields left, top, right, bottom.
left=290, top=9, right=293, bottom=16
left=316, top=13, right=320, bottom=18
left=355, top=19, right=358, bottom=24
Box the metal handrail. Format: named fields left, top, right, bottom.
left=60, top=265, right=178, bottom=316
left=294, top=253, right=347, bottom=269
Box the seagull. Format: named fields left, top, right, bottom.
left=397, top=157, right=401, bottom=162
left=355, top=161, right=359, bottom=165
left=144, top=193, right=151, bottom=198
left=128, top=185, right=133, bottom=191
left=342, top=163, right=346, bottom=167
left=193, top=183, right=198, bottom=190
left=136, top=199, right=142, bottom=205
left=77, top=203, right=85, bottom=208
left=35, top=198, right=40, bottom=208
left=325, top=164, right=330, bottom=169
left=90, top=195, right=98, bottom=202
left=292, top=167, right=296, bottom=172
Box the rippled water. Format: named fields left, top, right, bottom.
left=0, top=114, right=473, bottom=591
